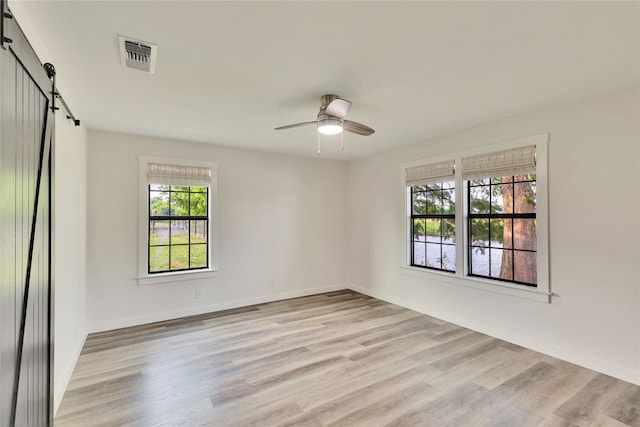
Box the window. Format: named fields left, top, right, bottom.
left=410, top=182, right=456, bottom=271
left=138, top=157, right=218, bottom=285
left=407, top=160, right=456, bottom=271
left=467, top=175, right=537, bottom=285
left=403, top=134, right=549, bottom=302
left=148, top=183, right=209, bottom=273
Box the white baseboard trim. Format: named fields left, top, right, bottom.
left=54, top=331, right=87, bottom=416
left=89, top=284, right=347, bottom=333
left=347, top=283, right=640, bottom=386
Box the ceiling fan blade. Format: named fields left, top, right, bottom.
left=343, top=120, right=375, bottom=136
left=274, top=121, right=317, bottom=130
left=325, top=98, right=352, bottom=118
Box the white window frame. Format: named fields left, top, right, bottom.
left=138, top=155, right=219, bottom=285
left=401, top=133, right=550, bottom=303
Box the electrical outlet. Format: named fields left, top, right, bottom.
left=195, top=289, right=202, bottom=299
left=269, top=280, right=275, bottom=288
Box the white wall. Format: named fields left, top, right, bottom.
left=86, top=130, right=347, bottom=332
left=53, top=117, right=88, bottom=412
left=346, top=88, right=640, bottom=385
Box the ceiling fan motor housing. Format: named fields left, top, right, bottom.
left=320, top=94, right=341, bottom=111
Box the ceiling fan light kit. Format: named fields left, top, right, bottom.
left=276, top=94, right=374, bottom=153
left=317, top=116, right=343, bottom=135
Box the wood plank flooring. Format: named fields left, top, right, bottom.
left=55, top=290, right=640, bottom=426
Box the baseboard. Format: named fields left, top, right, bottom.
left=89, top=284, right=347, bottom=333
left=53, top=331, right=87, bottom=415
left=347, top=283, right=640, bottom=386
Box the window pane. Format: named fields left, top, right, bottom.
left=489, top=219, right=504, bottom=246
left=170, top=220, right=189, bottom=244
left=426, top=190, right=441, bottom=214
left=438, top=192, right=449, bottom=214
left=425, top=218, right=441, bottom=243
left=412, top=242, right=426, bottom=266
left=470, top=247, right=489, bottom=276
left=470, top=185, right=489, bottom=214
left=170, top=191, right=189, bottom=216
left=491, top=184, right=507, bottom=213
left=470, top=218, right=489, bottom=245
left=514, top=251, right=537, bottom=284
left=443, top=218, right=455, bottom=243
left=149, top=246, right=169, bottom=272
left=530, top=181, right=537, bottom=209
left=492, top=248, right=511, bottom=280
left=413, top=218, right=426, bottom=241
left=514, top=219, right=537, bottom=250
left=150, top=220, right=169, bottom=246
left=190, top=220, right=208, bottom=243
left=190, top=185, right=207, bottom=193
left=171, top=185, right=189, bottom=192
left=502, top=219, right=513, bottom=249
left=190, top=244, right=207, bottom=268
left=150, top=191, right=169, bottom=216
left=170, top=245, right=189, bottom=270
left=442, top=243, right=456, bottom=270
left=426, top=243, right=442, bottom=269
left=412, top=191, right=426, bottom=215
left=190, top=191, right=208, bottom=216
left=515, top=181, right=536, bottom=213
left=442, top=188, right=455, bottom=214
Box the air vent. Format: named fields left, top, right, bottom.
left=118, top=36, right=157, bottom=73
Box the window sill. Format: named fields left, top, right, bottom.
left=400, top=265, right=551, bottom=303
left=137, top=268, right=219, bottom=286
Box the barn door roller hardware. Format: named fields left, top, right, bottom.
left=44, top=63, right=80, bottom=126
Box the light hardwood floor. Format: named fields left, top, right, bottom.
left=55, top=290, right=640, bottom=426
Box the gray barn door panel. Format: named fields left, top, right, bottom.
left=1, top=3, right=54, bottom=426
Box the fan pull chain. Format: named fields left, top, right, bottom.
left=341, top=131, right=344, bottom=151
left=317, top=132, right=321, bottom=155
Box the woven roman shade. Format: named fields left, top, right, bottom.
left=405, top=160, right=455, bottom=187
left=461, top=145, right=536, bottom=179
left=147, top=163, right=211, bottom=187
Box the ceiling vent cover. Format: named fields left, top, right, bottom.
left=119, top=36, right=157, bottom=74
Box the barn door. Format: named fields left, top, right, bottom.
left=0, top=3, right=54, bottom=426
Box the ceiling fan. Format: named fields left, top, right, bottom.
left=275, top=94, right=375, bottom=144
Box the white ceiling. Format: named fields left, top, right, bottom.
left=14, top=1, right=639, bottom=160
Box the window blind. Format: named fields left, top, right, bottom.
left=461, top=145, right=536, bottom=179
left=147, top=163, right=211, bottom=187
left=405, top=160, right=455, bottom=187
